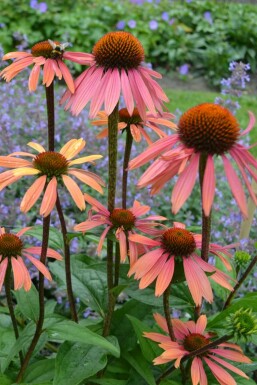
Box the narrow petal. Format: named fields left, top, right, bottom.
left=128, top=248, right=164, bottom=278
left=191, top=357, right=200, bottom=385
left=25, top=246, right=62, bottom=260
left=62, top=175, right=85, bottom=211
left=116, top=228, right=127, bottom=262
left=97, top=226, right=111, bottom=255
left=20, top=175, right=46, bottom=213
left=204, top=357, right=236, bottom=385
left=0, top=259, right=8, bottom=292
left=121, top=69, right=134, bottom=115
left=155, top=258, right=175, bottom=296
left=43, top=59, right=55, bottom=87
left=11, top=257, right=24, bottom=290
left=27, top=142, right=46, bottom=153
left=104, top=68, right=121, bottom=115
left=195, top=315, right=207, bottom=334
left=202, top=155, right=216, bottom=216
left=24, top=254, right=52, bottom=281
left=68, top=169, right=103, bottom=194
left=60, top=138, right=85, bottom=160
left=17, top=257, right=32, bottom=291
left=128, top=233, right=160, bottom=246
left=83, top=193, right=110, bottom=216
left=40, top=177, right=57, bottom=217
left=0, top=156, right=32, bottom=168
left=209, top=355, right=249, bottom=379
left=28, top=64, right=41, bottom=92
left=68, top=154, right=102, bottom=166
left=139, top=254, right=169, bottom=289
left=240, top=111, right=255, bottom=136
left=57, top=59, right=75, bottom=93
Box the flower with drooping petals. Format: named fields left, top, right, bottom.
left=0, top=139, right=104, bottom=217
left=0, top=39, right=92, bottom=92
left=74, top=195, right=166, bottom=266
left=60, top=31, right=169, bottom=118
left=145, top=313, right=251, bottom=385
left=129, top=103, right=256, bottom=218
left=128, top=222, right=235, bottom=304
left=92, top=108, right=177, bottom=144
left=0, top=227, right=62, bottom=291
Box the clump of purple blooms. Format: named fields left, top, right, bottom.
left=215, top=61, right=251, bottom=115
left=30, top=0, right=48, bottom=13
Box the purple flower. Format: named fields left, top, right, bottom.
left=30, top=0, right=38, bottom=8
left=38, top=2, right=47, bottom=13
left=169, top=18, right=175, bottom=25
left=149, top=20, right=158, bottom=30
left=179, top=64, right=189, bottom=76
left=116, top=20, right=126, bottom=30
left=161, top=12, right=169, bottom=22
left=204, top=11, right=213, bottom=24
left=128, top=19, right=137, bottom=28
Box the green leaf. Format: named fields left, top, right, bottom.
left=23, top=359, right=55, bottom=383
left=123, top=348, right=156, bottom=385
left=47, top=321, right=120, bottom=357
left=53, top=341, right=107, bottom=385
left=24, top=225, right=63, bottom=250
left=14, top=284, right=39, bottom=322
left=208, top=293, right=257, bottom=328
left=89, top=380, right=127, bottom=385
left=0, top=373, right=12, bottom=385
left=127, top=315, right=161, bottom=362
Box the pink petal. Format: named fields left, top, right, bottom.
left=128, top=233, right=160, bottom=246
left=97, top=226, right=111, bottom=256
left=240, top=111, right=255, bottom=136
left=40, top=176, right=57, bottom=217
left=104, top=68, right=121, bottom=115
left=209, top=355, right=249, bottom=379
left=202, top=155, right=216, bottom=216
left=153, top=313, right=169, bottom=333
left=128, top=248, right=164, bottom=278
left=0, top=259, right=8, bottom=292
left=25, top=246, right=62, bottom=260
left=155, top=258, right=175, bottom=296
left=57, top=59, right=75, bottom=93
left=68, top=169, right=103, bottom=194
left=139, top=254, right=168, bottom=289
left=20, top=175, right=46, bottom=213
left=204, top=357, right=236, bottom=385
left=172, top=153, right=200, bottom=214
left=195, top=315, right=207, bottom=334
left=116, top=228, right=127, bottom=262
left=15, top=227, right=32, bottom=237
left=191, top=357, right=200, bottom=385
left=121, top=69, right=134, bottom=116
left=128, top=238, right=138, bottom=267
left=83, top=193, right=110, bottom=216
left=43, top=59, right=55, bottom=87
left=28, top=64, right=41, bottom=92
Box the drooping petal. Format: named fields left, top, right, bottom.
left=204, top=357, right=236, bottom=385
left=24, top=254, right=52, bottom=281
left=116, top=228, right=127, bottom=262
left=68, top=169, right=103, bottom=194
left=40, top=177, right=57, bottom=217
left=20, top=175, right=47, bottom=213
left=17, top=257, right=32, bottom=291
left=191, top=357, right=201, bottom=385
left=57, top=59, right=75, bottom=93
left=202, top=155, right=216, bottom=216
left=25, top=246, right=62, bottom=260
left=11, top=257, right=24, bottom=290
left=104, top=68, right=121, bottom=115
left=62, top=175, right=85, bottom=211
left=28, top=64, right=41, bottom=92
left=128, top=248, right=164, bottom=278
left=97, top=226, right=111, bottom=256
left=0, top=259, right=8, bottom=292
left=121, top=69, right=134, bottom=116
left=155, top=258, right=175, bottom=296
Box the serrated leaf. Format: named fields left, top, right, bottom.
left=14, top=284, right=39, bottom=322
left=53, top=341, right=107, bottom=385
left=47, top=321, right=120, bottom=357
left=25, top=226, right=63, bottom=250
left=127, top=315, right=161, bottom=362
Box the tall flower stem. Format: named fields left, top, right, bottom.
left=45, top=83, right=55, bottom=151
left=56, top=194, right=78, bottom=322
left=103, top=104, right=119, bottom=337
left=16, top=215, right=51, bottom=383
left=114, top=243, right=120, bottom=288
left=156, top=334, right=231, bottom=385
left=223, top=254, right=257, bottom=309
left=163, top=285, right=175, bottom=341
left=199, top=153, right=211, bottom=262
left=5, top=262, right=23, bottom=366
left=122, top=129, right=133, bottom=209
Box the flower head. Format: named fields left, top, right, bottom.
left=0, top=227, right=62, bottom=291
left=128, top=222, right=235, bottom=304
left=0, top=39, right=92, bottom=92
left=227, top=308, right=257, bottom=341
left=92, top=108, right=176, bottom=143
left=145, top=313, right=251, bottom=385
left=74, top=195, right=166, bottom=266
left=0, top=139, right=104, bottom=217
left=129, top=103, right=256, bottom=218
left=60, top=31, right=169, bottom=119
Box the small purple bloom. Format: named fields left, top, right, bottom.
left=162, top=12, right=169, bottom=22
left=0, top=23, right=6, bottom=28
left=204, top=11, right=213, bottom=24
left=179, top=64, right=189, bottom=76
left=128, top=20, right=137, bottom=28
left=38, top=2, right=48, bottom=13
left=30, top=0, right=38, bottom=8
left=169, top=18, right=175, bottom=25
left=116, top=20, right=126, bottom=30
left=149, top=20, right=158, bottom=30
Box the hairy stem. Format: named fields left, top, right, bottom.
left=199, top=153, right=212, bottom=262
left=156, top=334, right=231, bottom=384
left=163, top=285, right=175, bottom=341
left=103, top=104, right=119, bottom=337
left=122, top=129, right=133, bottom=209
left=5, top=262, right=23, bottom=366
left=223, top=254, right=257, bottom=309
left=45, top=83, right=55, bottom=151
left=16, top=215, right=51, bottom=383
left=56, top=194, right=78, bottom=322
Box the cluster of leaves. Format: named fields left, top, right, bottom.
left=1, top=0, right=257, bottom=86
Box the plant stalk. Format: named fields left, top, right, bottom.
left=103, top=104, right=119, bottom=337
left=45, top=83, right=55, bottom=151
left=56, top=194, right=78, bottom=322
left=163, top=285, right=175, bottom=341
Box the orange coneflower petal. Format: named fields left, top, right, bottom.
left=62, top=175, right=85, bottom=211
left=204, top=357, right=236, bottom=385
left=202, top=155, right=216, bottom=216
left=0, top=259, right=8, bottom=292
left=24, top=254, right=52, bottom=281
left=40, top=176, right=57, bottom=217
left=43, top=59, right=55, bottom=87
left=25, top=246, right=62, bottom=260
left=96, top=226, right=111, bottom=256
left=191, top=357, right=201, bottom=385
left=27, top=142, right=46, bottom=153
left=0, top=156, right=32, bottom=168
left=60, top=138, right=85, bottom=160
left=68, top=169, right=104, bottom=194
left=11, top=257, right=25, bottom=290
left=17, top=257, right=32, bottom=291
left=68, top=154, right=102, bottom=166
left=116, top=228, right=127, bottom=262
left=20, top=175, right=47, bottom=213
left=16, top=227, right=32, bottom=237
left=58, top=59, right=75, bottom=93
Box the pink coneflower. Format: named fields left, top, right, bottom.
left=74, top=194, right=166, bottom=266
left=60, top=31, right=169, bottom=118
left=0, top=227, right=62, bottom=291
left=128, top=222, right=234, bottom=305
left=0, top=139, right=104, bottom=217
left=129, top=103, right=256, bottom=218
left=92, top=108, right=177, bottom=144
left=145, top=313, right=251, bottom=385
left=0, top=39, right=92, bottom=92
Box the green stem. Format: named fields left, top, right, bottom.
left=114, top=242, right=120, bottom=287
left=16, top=215, right=51, bottom=383
left=56, top=194, right=78, bottom=322
left=103, top=104, right=119, bottom=337
left=199, top=153, right=212, bottom=262
left=45, top=83, right=55, bottom=151
left=163, top=285, right=175, bottom=341
left=5, top=262, right=23, bottom=366
left=223, top=254, right=257, bottom=309
left=122, top=129, right=133, bottom=209
left=156, top=334, right=232, bottom=384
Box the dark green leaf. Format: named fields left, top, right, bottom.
left=14, top=284, right=39, bottom=322
left=123, top=348, right=156, bottom=385
left=23, top=359, right=55, bottom=383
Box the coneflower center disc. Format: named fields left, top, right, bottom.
left=119, top=108, right=142, bottom=126
left=93, top=31, right=144, bottom=70
left=110, top=208, right=136, bottom=230
left=0, top=234, right=23, bottom=258
left=161, top=228, right=196, bottom=257
left=31, top=40, right=61, bottom=59
left=178, top=103, right=240, bottom=155
left=183, top=333, right=210, bottom=352
left=33, top=152, right=69, bottom=177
